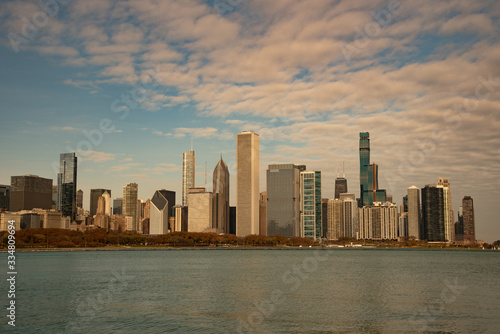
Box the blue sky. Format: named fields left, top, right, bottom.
left=1, top=0, right=499, bottom=242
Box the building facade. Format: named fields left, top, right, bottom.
left=90, top=189, right=112, bottom=217
left=300, top=171, right=322, bottom=240
left=57, top=153, right=77, bottom=220
left=10, top=175, right=52, bottom=212
left=266, top=164, right=304, bottom=238
left=407, top=185, right=421, bottom=239
left=438, top=178, right=454, bottom=242
left=122, top=183, right=138, bottom=231
left=187, top=187, right=213, bottom=233
left=213, top=157, right=230, bottom=233
left=182, top=149, right=195, bottom=207
left=462, top=196, right=475, bottom=244
left=421, top=185, right=445, bottom=242
left=236, top=131, right=260, bottom=236
left=359, top=132, right=386, bottom=206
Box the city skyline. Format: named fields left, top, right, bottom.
left=0, top=0, right=499, bottom=242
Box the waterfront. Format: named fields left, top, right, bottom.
left=3, top=248, right=499, bottom=333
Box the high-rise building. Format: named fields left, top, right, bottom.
left=421, top=185, right=445, bottom=242
left=334, top=163, right=348, bottom=199
left=182, top=149, right=195, bottom=207
left=357, top=202, right=398, bottom=240
left=76, top=189, right=83, bottom=209
left=359, top=132, right=386, bottom=206
left=0, top=185, right=10, bottom=211
left=259, top=192, right=267, bottom=236
left=402, top=195, right=408, bottom=213
left=438, top=178, right=454, bottom=242
left=10, top=175, right=52, bottom=212
left=236, top=131, right=260, bottom=237
left=187, top=187, right=213, bottom=233
left=407, top=186, right=421, bottom=239
left=321, top=198, right=329, bottom=238
left=455, top=206, right=464, bottom=242
left=122, top=183, right=138, bottom=231
left=327, top=198, right=342, bottom=240
left=102, top=191, right=111, bottom=216
left=266, top=164, right=304, bottom=237
left=57, top=153, right=77, bottom=220
left=90, top=189, right=112, bottom=217
left=462, top=196, right=475, bottom=244
left=399, top=212, right=408, bottom=237
left=113, top=198, right=123, bottom=215
left=150, top=190, right=175, bottom=235
left=213, top=156, right=230, bottom=233
left=229, top=206, right=236, bottom=235
left=300, top=171, right=322, bottom=240
left=340, top=193, right=357, bottom=238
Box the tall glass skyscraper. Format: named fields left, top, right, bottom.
left=123, top=183, right=138, bottom=231
left=182, top=149, right=195, bottom=207
left=300, top=170, right=322, bottom=240
left=57, top=153, right=77, bottom=220
left=421, top=184, right=445, bottom=241
left=359, top=132, right=386, bottom=206
left=267, top=164, right=305, bottom=237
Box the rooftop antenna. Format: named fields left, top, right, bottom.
left=191, top=136, right=193, bottom=151
left=205, top=161, right=207, bottom=187
left=343, top=161, right=345, bottom=178
left=336, top=162, right=339, bottom=178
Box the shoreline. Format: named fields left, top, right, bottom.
left=1, top=246, right=494, bottom=252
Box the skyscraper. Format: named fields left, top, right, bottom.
left=213, top=156, right=230, bottom=233
left=187, top=187, right=213, bottom=232
left=113, top=198, right=123, bottom=215
left=90, top=189, right=112, bottom=216
left=359, top=132, right=386, bottom=206
left=334, top=163, right=348, bottom=199
left=76, top=189, right=83, bottom=209
left=327, top=198, right=342, bottom=240
left=259, top=192, right=267, bottom=236
left=182, top=148, right=195, bottom=207
left=236, top=131, right=260, bottom=237
left=462, top=196, right=475, bottom=244
left=340, top=193, right=357, bottom=238
left=58, top=153, right=77, bottom=220
left=266, top=164, right=304, bottom=237
left=102, top=190, right=111, bottom=216
left=123, top=183, right=138, bottom=231
left=150, top=190, right=175, bottom=235
left=300, top=170, right=322, bottom=240
left=438, top=178, right=454, bottom=242
left=421, top=185, right=445, bottom=242
left=10, top=175, right=52, bottom=211
left=0, top=185, right=10, bottom=211
left=407, top=186, right=421, bottom=239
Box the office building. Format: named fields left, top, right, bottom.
left=0, top=185, right=10, bottom=211
left=438, top=178, right=454, bottom=242
left=462, top=196, right=475, bottom=244
left=173, top=205, right=188, bottom=232
left=359, top=132, right=386, bottom=206
left=300, top=170, right=322, bottom=240
left=455, top=206, right=464, bottom=242
left=123, top=183, right=138, bottom=231
left=322, top=198, right=328, bottom=238
left=229, top=206, right=236, bottom=234
left=182, top=148, right=195, bottom=206
left=259, top=192, right=267, bottom=236
left=407, top=186, right=421, bottom=239
left=266, top=164, right=304, bottom=238
left=236, top=131, right=260, bottom=236
left=150, top=190, right=175, bottom=235
left=90, top=189, right=112, bottom=217
left=57, top=153, right=77, bottom=220
left=10, top=175, right=52, bottom=212
left=187, top=187, right=213, bottom=233
left=358, top=202, right=398, bottom=240
left=334, top=163, right=348, bottom=199
left=421, top=185, right=445, bottom=242
left=213, top=156, right=230, bottom=233
left=113, top=198, right=123, bottom=215
left=76, top=189, right=83, bottom=209
left=340, top=193, right=357, bottom=238
left=399, top=212, right=408, bottom=237
left=327, top=198, right=342, bottom=240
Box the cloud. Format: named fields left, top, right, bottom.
left=77, top=151, right=116, bottom=163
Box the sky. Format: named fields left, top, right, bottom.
left=0, top=0, right=499, bottom=242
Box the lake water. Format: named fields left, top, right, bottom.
left=3, top=248, right=499, bottom=333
